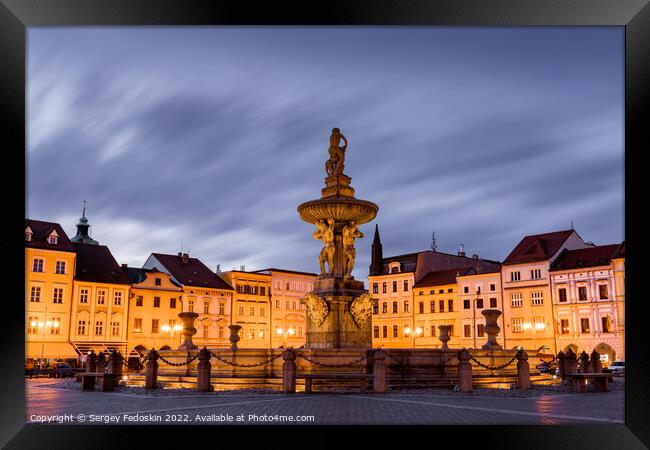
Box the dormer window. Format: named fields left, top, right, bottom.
left=48, top=230, right=59, bottom=245
left=388, top=262, right=401, bottom=274
left=25, top=227, right=33, bottom=242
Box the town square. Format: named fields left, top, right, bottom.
left=23, top=27, right=625, bottom=427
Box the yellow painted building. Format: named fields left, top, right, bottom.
left=124, top=267, right=184, bottom=352
left=456, top=268, right=505, bottom=349
left=69, top=242, right=131, bottom=356
left=25, top=220, right=78, bottom=363
left=143, top=252, right=234, bottom=348
left=501, top=230, right=590, bottom=353
left=220, top=270, right=271, bottom=348
left=252, top=268, right=316, bottom=348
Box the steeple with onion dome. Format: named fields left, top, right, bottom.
left=71, top=200, right=99, bottom=245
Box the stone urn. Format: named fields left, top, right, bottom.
left=481, top=309, right=503, bottom=350
left=177, top=312, right=199, bottom=350
left=228, top=324, right=242, bottom=350
left=438, top=325, right=452, bottom=351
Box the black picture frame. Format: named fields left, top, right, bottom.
left=2, top=0, right=648, bottom=448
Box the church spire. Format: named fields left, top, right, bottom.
left=71, top=200, right=99, bottom=245
left=369, top=224, right=383, bottom=276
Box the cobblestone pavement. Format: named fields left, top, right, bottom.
left=25, top=378, right=624, bottom=425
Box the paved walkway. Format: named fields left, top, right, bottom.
left=25, top=379, right=624, bottom=425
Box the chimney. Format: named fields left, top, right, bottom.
left=458, top=244, right=466, bottom=257
left=216, top=264, right=221, bottom=274
left=121, top=263, right=127, bottom=268
left=472, top=254, right=479, bottom=259
left=181, top=253, right=189, bottom=264
left=240, top=265, right=246, bottom=272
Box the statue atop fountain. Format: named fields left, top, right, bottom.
left=298, top=128, right=379, bottom=349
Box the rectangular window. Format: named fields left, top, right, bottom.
left=114, top=291, right=122, bottom=306
left=133, top=318, right=142, bottom=333
left=28, top=317, right=38, bottom=334
left=33, top=258, right=44, bottom=273
left=511, top=293, right=522, bottom=308
left=463, top=286, right=469, bottom=294
left=260, top=287, right=266, bottom=296
left=578, top=286, right=588, bottom=301
left=560, top=319, right=570, bottom=335
left=260, top=307, right=265, bottom=317
left=392, top=302, right=398, bottom=314
left=204, top=325, right=209, bottom=338
left=382, top=302, right=388, bottom=314
left=95, top=321, right=103, bottom=336
left=392, top=325, right=398, bottom=338
left=292, top=301, right=297, bottom=309
left=430, top=325, right=436, bottom=337
left=489, top=298, right=497, bottom=308
left=170, top=298, right=177, bottom=309
left=238, top=306, right=244, bottom=316
left=430, top=301, right=435, bottom=313
left=218, top=326, right=224, bottom=339
left=490, top=284, right=496, bottom=291
left=111, top=321, right=120, bottom=336
left=418, top=291, right=423, bottom=296
left=203, top=300, right=209, bottom=313
left=599, top=285, right=609, bottom=300
left=55, top=261, right=66, bottom=274
left=53, top=287, right=63, bottom=304
left=464, top=324, right=471, bottom=338
left=448, top=288, right=453, bottom=293
left=135, top=295, right=143, bottom=306
left=152, top=319, right=159, bottom=334
left=403, top=280, right=409, bottom=291
left=382, top=325, right=387, bottom=338
left=558, top=288, right=567, bottom=303
left=601, top=316, right=613, bottom=333
left=30, top=286, right=41, bottom=303
left=477, top=324, right=485, bottom=338
left=580, top=318, right=590, bottom=333
left=248, top=328, right=255, bottom=339
left=80, top=289, right=88, bottom=304
left=463, top=299, right=470, bottom=310
left=404, top=302, right=409, bottom=313
left=275, top=299, right=280, bottom=309
left=512, top=318, right=523, bottom=333
left=476, top=287, right=481, bottom=294
left=151, top=297, right=159, bottom=308
left=531, top=269, right=542, bottom=280
left=155, top=277, right=161, bottom=286
left=77, top=320, right=87, bottom=335
left=96, top=290, right=105, bottom=305
left=419, top=302, right=424, bottom=314
left=531, top=291, right=543, bottom=306
left=373, top=283, right=378, bottom=294
left=439, top=300, right=444, bottom=313
left=188, top=299, right=194, bottom=312
left=373, top=326, right=379, bottom=338
left=476, top=298, right=483, bottom=309
left=250, top=306, right=255, bottom=316
left=448, top=300, right=453, bottom=312
left=448, top=325, right=454, bottom=336
left=382, top=282, right=387, bottom=293
left=511, top=271, right=521, bottom=282
left=392, top=281, right=398, bottom=293
left=372, top=303, right=378, bottom=315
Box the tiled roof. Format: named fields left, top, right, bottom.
left=124, top=266, right=183, bottom=287
left=612, top=241, right=625, bottom=259
left=73, top=242, right=131, bottom=284
left=503, top=230, right=575, bottom=264
left=151, top=253, right=234, bottom=290
left=24, top=219, right=75, bottom=252
left=252, top=268, right=318, bottom=277
left=550, top=244, right=621, bottom=271
left=413, top=268, right=471, bottom=288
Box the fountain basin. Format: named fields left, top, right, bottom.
left=297, top=197, right=378, bottom=225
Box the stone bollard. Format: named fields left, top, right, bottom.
left=145, top=349, right=159, bottom=389
left=565, top=348, right=578, bottom=375
left=578, top=351, right=590, bottom=374
left=86, top=351, right=97, bottom=373
left=107, top=350, right=122, bottom=376
left=457, top=349, right=473, bottom=393
left=282, top=348, right=296, bottom=393
left=557, top=351, right=566, bottom=380
left=373, top=349, right=387, bottom=394
left=97, top=352, right=106, bottom=372
left=589, top=350, right=603, bottom=373
left=516, top=350, right=531, bottom=390
left=196, top=347, right=213, bottom=392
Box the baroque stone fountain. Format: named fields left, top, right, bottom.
left=298, top=128, right=379, bottom=349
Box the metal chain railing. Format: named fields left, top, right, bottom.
left=158, top=352, right=200, bottom=366
left=296, top=352, right=367, bottom=368
left=209, top=351, right=282, bottom=368
left=467, top=351, right=518, bottom=371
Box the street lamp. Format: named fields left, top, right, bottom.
left=34, top=311, right=59, bottom=369
left=276, top=327, right=286, bottom=347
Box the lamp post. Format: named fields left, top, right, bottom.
left=522, top=321, right=546, bottom=351
left=32, top=307, right=59, bottom=369
left=161, top=323, right=183, bottom=347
